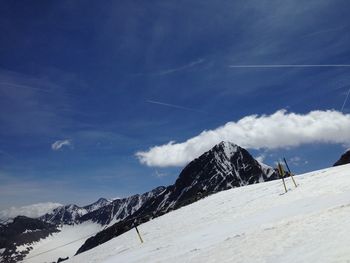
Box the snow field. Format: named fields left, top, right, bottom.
left=20, top=221, right=103, bottom=263
left=69, top=164, right=350, bottom=263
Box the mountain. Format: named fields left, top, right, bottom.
left=39, top=188, right=167, bottom=227
left=333, top=150, right=350, bottom=166
left=70, top=164, right=350, bottom=263
left=78, top=186, right=166, bottom=225
left=2, top=141, right=279, bottom=262
left=76, top=141, right=279, bottom=254
left=1, top=188, right=167, bottom=263
left=39, top=198, right=112, bottom=225
left=0, top=216, right=58, bottom=263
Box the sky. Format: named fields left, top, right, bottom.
left=1, top=0, right=350, bottom=211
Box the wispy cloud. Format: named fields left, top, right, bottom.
left=289, top=156, right=308, bottom=166
left=341, top=88, right=350, bottom=112
left=134, top=59, right=205, bottom=76
left=302, top=25, right=350, bottom=39
left=136, top=109, right=350, bottom=167
left=0, top=202, right=62, bottom=220
left=0, top=82, right=54, bottom=93
left=154, top=170, right=168, bottom=178
left=255, top=154, right=266, bottom=163
left=0, top=69, right=76, bottom=137
left=146, top=100, right=205, bottom=113
left=0, top=150, right=16, bottom=160
left=229, top=64, right=350, bottom=68
left=51, top=139, right=72, bottom=151
left=155, top=58, right=205, bottom=75
left=0, top=170, right=68, bottom=211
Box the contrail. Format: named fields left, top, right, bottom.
left=132, top=58, right=205, bottom=77
left=0, top=82, right=80, bottom=98
left=229, top=64, right=350, bottom=68
left=146, top=100, right=205, bottom=113
left=156, top=58, right=205, bottom=76
left=0, top=82, right=54, bottom=93
left=341, top=87, right=350, bottom=112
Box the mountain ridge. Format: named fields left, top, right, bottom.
left=1, top=141, right=279, bottom=263
left=76, top=141, right=279, bottom=254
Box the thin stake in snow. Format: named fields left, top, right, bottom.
left=278, top=163, right=288, bottom=193
left=135, top=226, right=144, bottom=243
left=283, top=158, right=298, bottom=188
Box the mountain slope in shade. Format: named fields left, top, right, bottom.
left=77, top=141, right=279, bottom=254
left=1, top=188, right=167, bottom=263
left=333, top=150, right=350, bottom=166
left=0, top=216, right=59, bottom=263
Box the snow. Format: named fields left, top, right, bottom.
left=220, top=141, right=238, bottom=159
left=22, top=229, right=40, bottom=234
left=19, top=221, right=103, bottom=263
left=68, top=164, right=350, bottom=263
left=258, top=161, right=276, bottom=178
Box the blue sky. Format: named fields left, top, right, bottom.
left=1, top=0, right=350, bottom=210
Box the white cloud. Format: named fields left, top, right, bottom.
left=51, top=139, right=72, bottom=151
left=0, top=202, right=62, bottom=221
left=255, top=154, right=266, bottom=163
left=154, top=170, right=169, bottom=178
left=289, top=156, right=308, bottom=166
left=136, top=109, right=350, bottom=167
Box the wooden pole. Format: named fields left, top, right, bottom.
left=135, top=226, right=144, bottom=243
left=283, top=158, right=298, bottom=188
left=278, top=162, right=288, bottom=193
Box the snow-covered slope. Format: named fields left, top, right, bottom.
left=19, top=221, right=102, bottom=263
left=69, top=164, right=350, bottom=263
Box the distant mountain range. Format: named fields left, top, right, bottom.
left=1, top=141, right=280, bottom=263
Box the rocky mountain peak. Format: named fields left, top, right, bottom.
left=333, top=150, right=350, bottom=166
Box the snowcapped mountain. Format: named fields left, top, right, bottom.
left=0, top=188, right=167, bottom=263
left=76, top=141, right=279, bottom=254
left=1, top=141, right=279, bottom=263
left=69, top=164, right=350, bottom=263
left=39, top=198, right=112, bottom=225
left=333, top=150, right=350, bottom=166
left=78, top=186, right=166, bottom=225
left=39, top=187, right=167, bottom=227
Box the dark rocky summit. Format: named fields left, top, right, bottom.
left=333, top=150, right=350, bottom=166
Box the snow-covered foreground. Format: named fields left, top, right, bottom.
left=20, top=222, right=102, bottom=263
left=68, top=164, right=350, bottom=263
